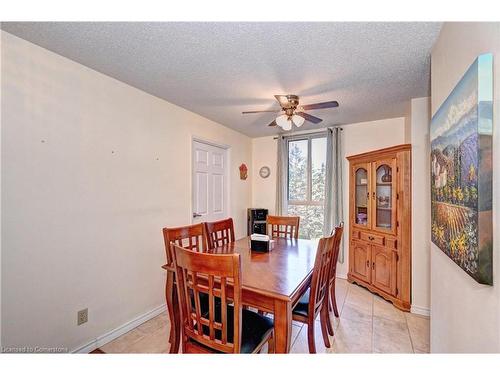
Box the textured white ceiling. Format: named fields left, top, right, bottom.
left=1, top=22, right=441, bottom=137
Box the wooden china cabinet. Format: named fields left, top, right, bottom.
left=347, top=144, right=411, bottom=311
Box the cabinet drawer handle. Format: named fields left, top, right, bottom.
left=372, top=262, right=375, bottom=270
left=368, top=236, right=374, bottom=241
left=366, top=260, right=370, bottom=268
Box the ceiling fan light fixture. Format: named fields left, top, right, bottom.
left=282, top=119, right=292, bottom=131
left=291, top=114, right=305, bottom=127
left=276, top=114, right=289, bottom=129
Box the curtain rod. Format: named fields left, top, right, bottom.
left=272, top=126, right=343, bottom=140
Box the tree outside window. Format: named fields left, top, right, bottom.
left=287, top=136, right=327, bottom=239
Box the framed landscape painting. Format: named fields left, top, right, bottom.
left=430, top=53, right=493, bottom=285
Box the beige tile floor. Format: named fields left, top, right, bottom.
left=99, top=279, right=430, bottom=354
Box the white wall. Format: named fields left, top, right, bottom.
left=252, top=117, right=406, bottom=278
left=430, top=22, right=500, bottom=352
left=252, top=136, right=277, bottom=214
left=410, top=97, right=431, bottom=316
left=1, top=31, right=252, bottom=351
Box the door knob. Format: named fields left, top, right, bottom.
left=192, top=213, right=202, bottom=218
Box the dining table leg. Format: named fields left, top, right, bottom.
left=273, top=299, right=292, bottom=353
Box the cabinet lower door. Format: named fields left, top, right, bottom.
left=351, top=240, right=371, bottom=283
left=371, top=245, right=396, bottom=295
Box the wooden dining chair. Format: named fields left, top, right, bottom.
left=162, top=223, right=210, bottom=353
left=324, top=222, right=344, bottom=336
left=173, top=243, right=275, bottom=353
left=291, top=233, right=336, bottom=353
left=266, top=215, right=300, bottom=239
left=205, top=218, right=235, bottom=249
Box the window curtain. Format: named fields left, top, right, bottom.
left=275, top=135, right=288, bottom=215
left=324, top=127, right=345, bottom=263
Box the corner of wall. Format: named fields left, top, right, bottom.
left=410, top=96, right=431, bottom=314
left=404, top=100, right=412, bottom=144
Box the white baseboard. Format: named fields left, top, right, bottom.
left=72, top=304, right=166, bottom=353
left=411, top=304, right=430, bottom=317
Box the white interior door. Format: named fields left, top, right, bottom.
left=192, top=140, right=228, bottom=224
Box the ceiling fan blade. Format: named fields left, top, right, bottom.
left=268, top=120, right=277, bottom=127
left=296, top=112, right=323, bottom=124
left=242, top=109, right=280, bottom=114
left=301, top=101, right=339, bottom=111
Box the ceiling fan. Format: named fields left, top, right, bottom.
left=242, top=95, right=339, bottom=131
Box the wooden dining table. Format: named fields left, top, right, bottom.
left=162, top=235, right=318, bottom=354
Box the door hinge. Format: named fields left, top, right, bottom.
left=396, top=193, right=399, bottom=200
left=397, top=221, right=400, bottom=227
left=395, top=287, right=399, bottom=296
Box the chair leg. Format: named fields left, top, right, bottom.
left=171, top=287, right=181, bottom=353
left=320, top=306, right=331, bottom=348
left=331, top=279, right=340, bottom=318
left=307, top=321, right=316, bottom=354
left=324, top=284, right=334, bottom=336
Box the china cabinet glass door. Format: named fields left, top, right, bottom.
left=354, top=164, right=370, bottom=228
left=372, top=159, right=397, bottom=233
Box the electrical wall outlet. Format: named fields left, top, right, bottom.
left=77, top=308, right=88, bottom=326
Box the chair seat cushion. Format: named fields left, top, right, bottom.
left=195, top=306, right=274, bottom=353
left=292, top=288, right=310, bottom=318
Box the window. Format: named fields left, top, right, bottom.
left=287, top=135, right=327, bottom=239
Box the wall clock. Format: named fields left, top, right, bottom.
left=259, top=166, right=271, bottom=179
